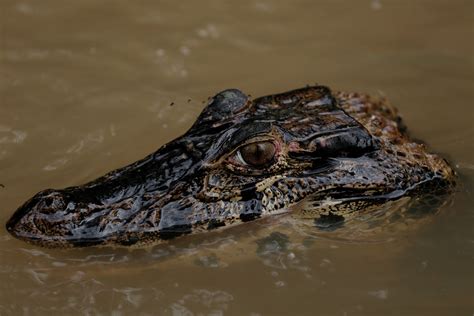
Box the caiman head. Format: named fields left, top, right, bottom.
left=6, top=86, right=455, bottom=247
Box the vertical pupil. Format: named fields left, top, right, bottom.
left=255, top=143, right=264, bottom=159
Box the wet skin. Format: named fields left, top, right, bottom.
left=6, top=86, right=455, bottom=247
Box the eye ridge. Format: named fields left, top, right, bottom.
left=238, top=141, right=276, bottom=167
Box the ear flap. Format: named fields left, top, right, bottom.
left=195, top=89, right=249, bottom=125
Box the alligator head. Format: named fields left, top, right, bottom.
left=6, top=86, right=455, bottom=247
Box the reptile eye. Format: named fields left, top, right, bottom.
left=237, top=141, right=276, bottom=167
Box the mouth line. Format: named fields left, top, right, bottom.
left=307, top=187, right=405, bottom=205
left=7, top=174, right=444, bottom=248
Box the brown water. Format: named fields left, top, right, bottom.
left=1, top=0, right=473, bottom=315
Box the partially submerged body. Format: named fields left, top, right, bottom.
left=6, top=86, right=455, bottom=247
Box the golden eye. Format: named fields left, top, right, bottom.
left=237, top=141, right=276, bottom=167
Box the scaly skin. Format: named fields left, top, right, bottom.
left=6, top=86, right=455, bottom=247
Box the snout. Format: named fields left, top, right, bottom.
left=6, top=189, right=70, bottom=245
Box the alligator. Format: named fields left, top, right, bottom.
left=6, top=86, right=456, bottom=247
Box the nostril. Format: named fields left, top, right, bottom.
left=6, top=189, right=69, bottom=240
left=7, top=190, right=64, bottom=226
left=37, top=191, right=66, bottom=215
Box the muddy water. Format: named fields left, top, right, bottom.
left=1, top=0, right=473, bottom=315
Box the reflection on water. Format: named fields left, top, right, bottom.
left=1, top=0, right=473, bottom=315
